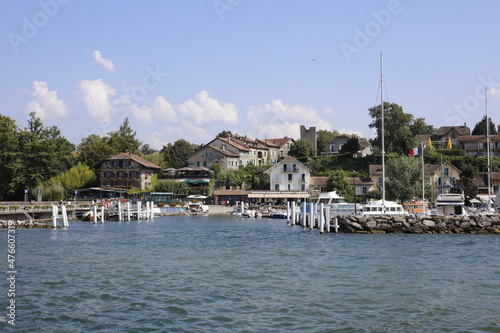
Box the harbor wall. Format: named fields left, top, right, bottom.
left=335, top=214, right=500, bottom=234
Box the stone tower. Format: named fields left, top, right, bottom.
left=300, top=125, right=317, bottom=155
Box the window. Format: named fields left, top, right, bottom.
left=443, top=168, right=449, bottom=176
left=287, top=184, right=292, bottom=190
left=275, top=184, right=280, bottom=191
left=362, top=187, right=368, bottom=194
left=288, top=174, right=293, bottom=181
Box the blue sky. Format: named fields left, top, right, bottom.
left=2, top=0, right=500, bottom=149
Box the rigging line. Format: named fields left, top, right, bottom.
left=374, top=80, right=381, bottom=106
left=382, top=80, right=390, bottom=103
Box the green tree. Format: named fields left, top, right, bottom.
left=369, top=102, right=426, bottom=155
left=0, top=115, right=22, bottom=200
left=142, top=152, right=166, bottom=169
left=288, top=139, right=316, bottom=159
left=325, top=170, right=353, bottom=202
left=471, top=115, right=498, bottom=135
left=385, top=155, right=421, bottom=202
left=58, top=162, right=96, bottom=191
left=161, top=139, right=194, bottom=168
left=139, top=143, right=157, bottom=155
left=107, top=118, right=142, bottom=154
left=78, top=134, right=117, bottom=172
left=18, top=113, right=75, bottom=194
left=454, top=177, right=477, bottom=202
left=340, top=136, right=361, bottom=155
left=216, top=130, right=233, bottom=138
left=316, top=129, right=339, bottom=154
left=154, top=180, right=191, bottom=196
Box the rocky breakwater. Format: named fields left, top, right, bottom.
left=0, top=220, right=50, bottom=228
left=335, top=214, right=500, bottom=234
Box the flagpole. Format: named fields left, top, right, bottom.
left=421, top=141, right=425, bottom=202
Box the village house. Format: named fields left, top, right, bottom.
left=458, top=134, right=500, bottom=157
left=309, top=176, right=328, bottom=198
left=369, top=162, right=461, bottom=202
left=101, top=152, right=162, bottom=190
left=256, top=137, right=294, bottom=163
left=421, top=125, right=471, bottom=149
left=327, top=134, right=373, bottom=158
left=248, top=156, right=310, bottom=204
left=187, top=135, right=293, bottom=171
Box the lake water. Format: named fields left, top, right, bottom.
left=1, top=215, right=500, bottom=332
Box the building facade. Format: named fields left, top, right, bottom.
left=101, top=152, right=161, bottom=190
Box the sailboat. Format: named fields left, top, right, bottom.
left=361, top=54, right=406, bottom=216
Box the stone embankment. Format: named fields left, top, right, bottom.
left=0, top=220, right=50, bottom=228
left=336, top=214, right=500, bottom=234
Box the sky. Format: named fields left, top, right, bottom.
left=2, top=0, right=500, bottom=150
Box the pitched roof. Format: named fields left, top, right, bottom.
left=188, top=144, right=239, bottom=158
left=436, top=126, right=470, bottom=136
left=258, top=138, right=293, bottom=148
left=104, top=152, right=161, bottom=169
left=264, top=156, right=309, bottom=174
left=458, top=135, right=500, bottom=143
left=348, top=177, right=374, bottom=185
left=369, top=165, right=383, bottom=175
left=310, top=176, right=328, bottom=186
left=217, top=137, right=251, bottom=151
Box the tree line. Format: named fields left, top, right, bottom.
left=1, top=102, right=498, bottom=202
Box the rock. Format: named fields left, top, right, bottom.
left=436, top=221, right=447, bottom=230
left=350, top=222, right=364, bottom=230
left=486, top=227, right=500, bottom=234
left=459, top=221, right=471, bottom=229
left=422, top=220, right=436, bottom=227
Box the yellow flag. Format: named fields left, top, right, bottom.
left=427, top=137, right=432, bottom=147
left=446, top=137, right=452, bottom=149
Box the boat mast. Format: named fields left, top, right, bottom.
left=486, top=86, right=492, bottom=209
left=380, top=53, right=386, bottom=206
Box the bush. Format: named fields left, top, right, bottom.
left=170, top=202, right=178, bottom=207
left=0, top=206, right=7, bottom=211
left=157, top=202, right=165, bottom=207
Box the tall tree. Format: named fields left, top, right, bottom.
left=316, top=129, right=339, bottom=154
left=288, top=139, right=316, bottom=158
left=340, top=136, right=361, bottom=155
left=385, top=155, right=421, bottom=202
left=471, top=115, right=498, bottom=135
left=18, top=112, right=75, bottom=194
left=216, top=130, right=233, bottom=138
left=77, top=134, right=117, bottom=172
left=325, top=170, right=353, bottom=202
left=369, top=102, right=424, bottom=155
left=140, top=143, right=157, bottom=155
left=0, top=115, right=22, bottom=200
left=161, top=139, right=194, bottom=169
left=107, top=118, right=142, bottom=154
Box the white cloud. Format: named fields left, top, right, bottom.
left=323, top=106, right=338, bottom=116
left=91, top=50, right=116, bottom=73
left=77, top=79, right=116, bottom=122
left=128, top=104, right=152, bottom=124
left=177, top=90, right=238, bottom=126
left=152, top=96, right=177, bottom=122
left=337, top=128, right=364, bottom=137
left=25, top=81, right=68, bottom=119
left=247, top=100, right=332, bottom=139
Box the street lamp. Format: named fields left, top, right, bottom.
left=352, top=171, right=357, bottom=215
